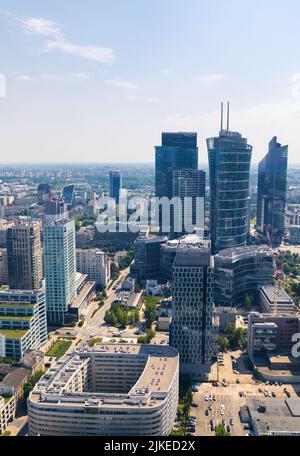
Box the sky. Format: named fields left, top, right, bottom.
left=0, top=0, right=300, bottom=164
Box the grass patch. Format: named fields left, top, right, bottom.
left=46, top=340, right=72, bottom=360
left=87, top=337, right=103, bottom=347
left=0, top=329, right=28, bottom=339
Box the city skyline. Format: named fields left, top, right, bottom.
left=0, top=1, right=299, bottom=163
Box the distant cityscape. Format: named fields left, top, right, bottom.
left=1, top=102, right=300, bottom=438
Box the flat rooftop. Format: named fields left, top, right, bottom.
left=30, top=344, right=179, bottom=409
left=247, top=398, right=300, bottom=435
left=261, top=285, right=294, bottom=303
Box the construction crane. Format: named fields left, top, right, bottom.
left=264, top=224, right=282, bottom=314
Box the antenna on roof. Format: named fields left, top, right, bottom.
left=227, top=101, right=230, bottom=131
left=220, top=102, right=224, bottom=130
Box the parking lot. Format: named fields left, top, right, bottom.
left=190, top=350, right=299, bottom=436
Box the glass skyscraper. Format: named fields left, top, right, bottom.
left=207, top=129, right=252, bottom=254
left=256, top=136, right=288, bottom=247
left=43, top=219, right=76, bottom=325
left=155, top=132, right=198, bottom=236
left=172, top=169, right=205, bottom=238
left=155, top=132, right=198, bottom=199
left=109, top=171, right=122, bottom=204
left=170, top=242, right=217, bottom=381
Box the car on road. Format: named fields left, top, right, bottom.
left=113, top=331, right=122, bottom=337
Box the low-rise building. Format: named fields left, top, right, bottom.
left=157, top=316, right=171, bottom=331
left=68, top=273, right=96, bottom=321
left=247, top=312, right=300, bottom=360
left=260, top=285, right=296, bottom=314
left=245, top=398, right=300, bottom=436
left=0, top=289, right=47, bottom=360
left=28, top=344, right=179, bottom=436
left=0, top=394, right=15, bottom=435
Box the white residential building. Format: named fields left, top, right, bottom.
left=76, top=249, right=110, bottom=289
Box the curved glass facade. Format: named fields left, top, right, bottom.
left=214, top=245, right=275, bottom=307
left=207, top=130, right=252, bottom=254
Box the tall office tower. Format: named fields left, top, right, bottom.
left=155, top=132, right=198, bottom=236
left=44, top=197, right=68, bottom=223
left=172, top=169, right=205, bottom=238
left=44, top=219, right=76, bottom=325
left=207, top=103, right=252, bottom=254
left=109, top=171, right=122, bottom=205
left=130, top=235, right=168, bottom=281
left=170, top=242, right=217, bottom=380
left=37, top=183, right=51, bottom=204
left=0, top=248, right=8, bottom=285
left=256, top=137, right=288, bottom=247
left=155, top=132, right=198, bottom=199
left=62, top=184, right=75, bottom=209
left=7, top=220, right=43, bottom=290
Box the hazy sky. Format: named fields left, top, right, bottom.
left=0, top=0, right=300, bottom=164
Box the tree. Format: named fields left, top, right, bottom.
left=218, top=336, right=229, bottom=352
left=215, top=424, right=230, bottom=436
left=110, top=262, right=119, bottom=280
left=144, top=301, right=157, bottom=328
left=145, top=328, right=155, bottom=342
left=244, top=294, right=252, bottom=310
left=23, top=370, right=44, bottom=401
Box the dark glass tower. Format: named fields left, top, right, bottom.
left=207, top=110, right=252, bottom=255
left=109, top=171, right=122, bottom=204
left=155, top=132, right=198, bottom=199
left=172, top=169, right=206, bottom=238
left=62, top=184, right=75, bottom=208
left=155, top=132, right=198, bottom=236
left=256, top=136, right=288, bottom=246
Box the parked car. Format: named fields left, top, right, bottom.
left=272, top=392, right=276, bottom=397
left=226, top=425, right=231, bottom=433
left=205, top=409, right=209, bottom=416
left=191, top=402, right=198, bottom=408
